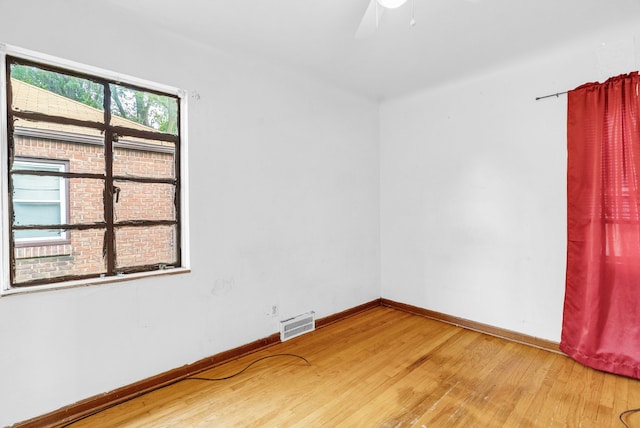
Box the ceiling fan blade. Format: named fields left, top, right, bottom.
left=355, top=0, right=384, bottom=39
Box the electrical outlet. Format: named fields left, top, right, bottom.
left=269, top=304, right=279, bottom=317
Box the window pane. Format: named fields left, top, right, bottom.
left=12, top=175, right=105, bottom=230
left=10, top=64, right=104, bottom=121
left=113, top=141, right=176, bottom=180
left=110, top=83, right=178, bottom=135
left=13, top=121, right=106, bottom=175
left=114, top=181, right=176, bottom=222
left=13, top=174, right=60, bottom=200
left=69, top=178, right=105, bottom=224
left=115, top=225, right=177, bottom=269
left=13, top=204, right=61, bottom=239
left=13, top=228, right=105, bottom=284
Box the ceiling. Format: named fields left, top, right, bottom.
left=107, top=0, right=640, bottom=100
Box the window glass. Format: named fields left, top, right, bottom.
left=109, top=83, right=178, bottom=135
left=10, top=64, right=104, bottom=122
left=13, top=204, right=61, bottom=239
left=68, top=178, right=105, bottom=223
left=113, top=141, right=176, bottom=180
left=13, top=229, right=106, bottom=285
left=114, top=181, right=176, bottom=222
left=4, top=51, right=184, bottom=290
left=115, top=225, right=178, bottom=269
left=12, top=120, right=106, bottom=175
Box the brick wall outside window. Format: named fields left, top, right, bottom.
left=13, top=135, right=175, bottom=283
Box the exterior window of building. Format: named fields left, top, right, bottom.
left=1, top=46, right=188, bottom=291
left=13, top=158, right=68, bottom=243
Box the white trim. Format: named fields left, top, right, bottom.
left=2, top=43, right=181, bottom=97
left=179, top=93, right=191, bottom=270
left=1, top=268, right=191, bottom=296
left=0, top=45, right=10, bottom=292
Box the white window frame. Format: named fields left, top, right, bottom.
left=0, top=43, right=191, bottom=295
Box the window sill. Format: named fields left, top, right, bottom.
left=0, top=267, right=191, bottom=297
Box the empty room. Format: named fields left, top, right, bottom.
left=2, top=0, right=640, bottom=426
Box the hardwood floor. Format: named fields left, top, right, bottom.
left=66, top=307, right=640, bottom=427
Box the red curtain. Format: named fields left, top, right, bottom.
left=561, top=71, right=640, bottom=378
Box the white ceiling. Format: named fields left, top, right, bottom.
left=108, top=0, right=640, bottom=100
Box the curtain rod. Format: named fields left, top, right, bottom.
left=535, top=91, right=568, bottom=101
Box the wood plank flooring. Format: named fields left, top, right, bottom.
left=66, top=307, right=640, bottom=427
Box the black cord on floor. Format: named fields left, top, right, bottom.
left=60, top=353, right=310, bottom=427
left=620, top=407, right=640, bottom=428
left=186, top=353, right=311, bottom=381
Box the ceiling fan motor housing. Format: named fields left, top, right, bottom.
left=377, top=0, right=407, bottom=9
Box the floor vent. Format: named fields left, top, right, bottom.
left=280, top=311, right=315, bottom=341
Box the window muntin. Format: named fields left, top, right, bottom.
left=4, top=52, right=184, bottom=289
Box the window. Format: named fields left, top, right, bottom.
left=1, top=46, right=188, bottom=291
left=13, top=158, right=69, bottom=243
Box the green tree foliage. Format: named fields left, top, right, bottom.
left=11, top=64, right=178, bottom=134
left=110, top=85, right=178, bottom=134
left=11, top=64, right=104, bottom=110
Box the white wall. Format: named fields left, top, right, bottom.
left=0, top=1, right=380, bottom=425
left=380, top=20, right=640, bottom=342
